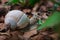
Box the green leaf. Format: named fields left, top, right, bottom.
left=37, top=11, right=60, bottom=32
left=37, top=19, right=43, bottom=25
left=7, top=0, right=40, bottom=7
left=7, top=0, right=19, bottom=5
left=29, top=0, right=40, bottom=7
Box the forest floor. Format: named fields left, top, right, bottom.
left=0, top=23, right=59, bottom=40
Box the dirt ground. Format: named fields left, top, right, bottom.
left=0, top=23, right=59, bottom=40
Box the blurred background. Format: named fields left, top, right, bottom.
left=0, top=0, right=60, bottom=40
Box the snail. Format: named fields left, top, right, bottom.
left=0, top=10, right=30, bottom=32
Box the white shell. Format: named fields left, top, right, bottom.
left=5, top=10, right=29, bottom=29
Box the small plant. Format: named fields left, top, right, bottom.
left=37, top=11, right=60, bottom=35
left=7, top=0, right=40, bottom=7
